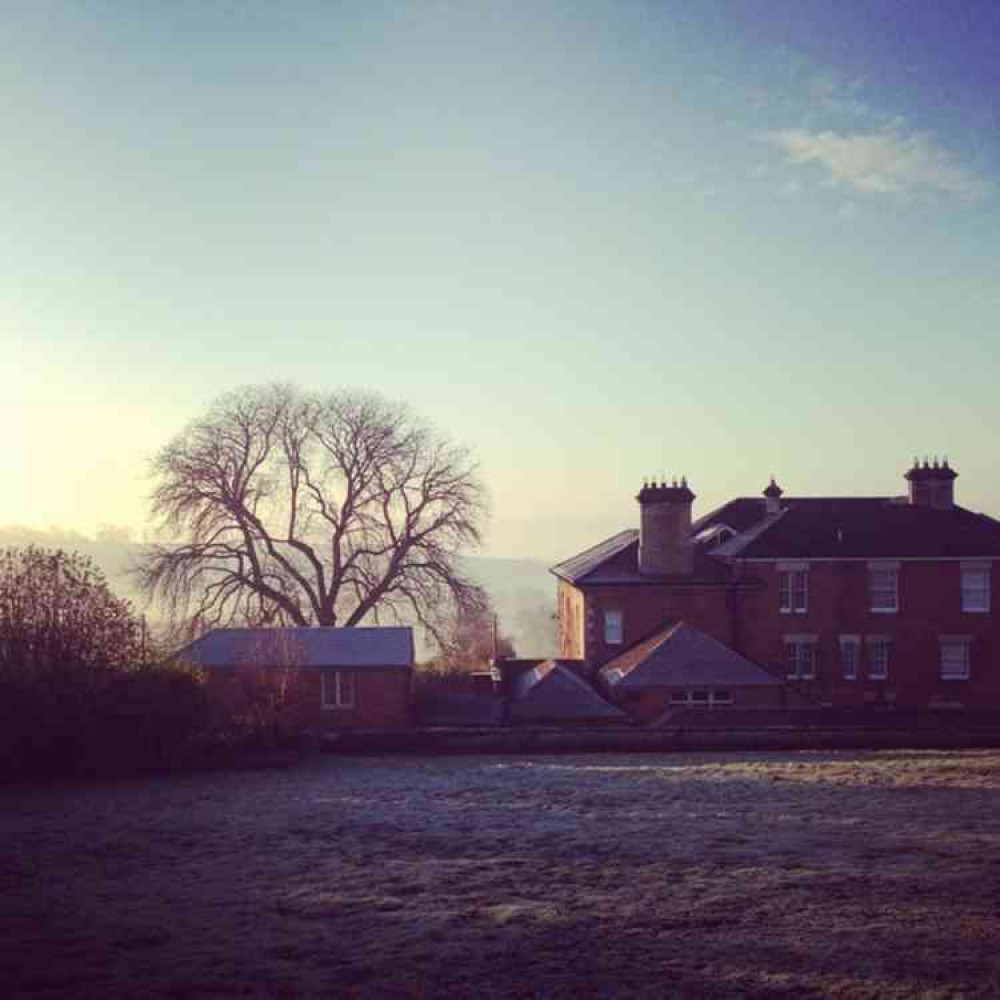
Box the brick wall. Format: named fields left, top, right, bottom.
left=571, top=582, right=737, bottom=669
left=738, top=560, right=999, bottom=709
left=563, top=558, right=1000, bottom=709
left=204, top=666, right=411, bottom=730
left=616, top=683, right=784, bottom=724
left=557, top=580, right=586, bottom=659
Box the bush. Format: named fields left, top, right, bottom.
left=0, top=660, right=212, bottom=781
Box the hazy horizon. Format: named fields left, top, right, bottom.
left=7, top=2, right=999, bottom=561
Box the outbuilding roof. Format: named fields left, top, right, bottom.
left=509, top=660, right=628, bottom=722
left=174, top=626, right=414, bottom=670
left=600, top=622, right=780, bottom=689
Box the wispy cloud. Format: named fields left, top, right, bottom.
left=807, top=72, right=869, bottom=118
left=765, top=127, right=990, bottom=200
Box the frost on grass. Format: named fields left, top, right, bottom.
left=3, top=751, right=1000, bottom=998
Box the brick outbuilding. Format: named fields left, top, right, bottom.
left=552, top=460, right=1000, bottom=712
left=175, top=626, right=414, bottom=731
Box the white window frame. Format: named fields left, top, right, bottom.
left=961, top=565, right=990, bottom=613
left=939, top=638, right=971, bottom=681
left=321, top=670, right=355, bottom=709
left=668, top=690, right=733, bottom=708
left=867, top=637, right=890, bottom=680
left=840, top=635, right=859, bottom=681
left=785, top=636, right=817, bottom=680
left=604, top=609, right=623, bottom=645
left=868, top=564, right=899, bottom=614
left=778, top=566, right=808, bottom=614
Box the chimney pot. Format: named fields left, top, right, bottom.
left=905, top=455, right=957, bottom=509
left=636, top=474, right=696, bottom=575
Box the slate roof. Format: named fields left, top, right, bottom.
left=550, top=530, right=638, bottom=584
left=550, top=530, right=731, bottom=585
left=174, top=627, right=414, bottom=670
left=508, top=660, right=628, bottom=722
left=718, top=498, right=1000, bottom=560
left=600, top=622, right=781, bottom=689
left=692, top=497, right=773, bottom=535
left=552, top=497, right=1000, bottom=585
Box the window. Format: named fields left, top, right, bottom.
left=840, top=636, right=859, bottom=681
left=668, top=690, right=733, bottom=707
left=322, top=671, right=355, bottom=709
left=868, top=638, right=890, bottom=680
left=961, top=568, right=990, bottom=613
left=868, top=566, right=899, bottom=613
left=604, top=610, right=623, bottom=645
left=940, top=639, right=971, bottom=680
left=779, top=570, right=808, bottom=614
left=786, top=640, right=816, bottom=680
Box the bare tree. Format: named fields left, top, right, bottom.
left=137, top=384, right=489, bottom=645
left=429, top=603, right=516, bottom=673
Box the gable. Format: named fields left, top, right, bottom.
left=509, top=661, right=628, bottom=721
left=601, top=622, right=780, bottom=689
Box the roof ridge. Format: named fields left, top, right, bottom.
left=551, top=661, right=613, bottom=701
left=550, top=528, right=639, bottom=582
left=551, top=528, right=637, bottom=564
left=599, top=620, right=682, bottom=674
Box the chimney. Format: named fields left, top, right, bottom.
left=763, top=476, right=784, bottom=515
left=636, top=476, right=695, bottom=575
left=905, top=456, right=957, bottom=509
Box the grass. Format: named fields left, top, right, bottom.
left=3, top=750, right=1000, bottom=998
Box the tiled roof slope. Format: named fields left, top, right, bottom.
left=722, top=499, right=1000, bottom=560
left=552, top=498, right=1000, bottom=583
left=550, top=530, right=638, bottom=583
left=175, top=627, right=414, bottom=669
left=509, top=660, right=628, bottom=722
left=691, top=497, right=773, bottom=535
left=550, top=530, right=730, bottom=585
left=600, top=622, right=780, bottom=689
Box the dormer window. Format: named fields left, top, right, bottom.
left=695, top=524, right=735, bottom=549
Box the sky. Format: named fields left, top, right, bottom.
left=4, top=0, right=999, bottom=561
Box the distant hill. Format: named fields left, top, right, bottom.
left=0, top=526, right=557, bottom=659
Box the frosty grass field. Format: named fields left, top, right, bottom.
left=3, top=750, right=1000, bottom=999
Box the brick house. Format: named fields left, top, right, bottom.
left=552, top=460, right=1000, bottom=712
left=176, top=626, right=413, bottom=730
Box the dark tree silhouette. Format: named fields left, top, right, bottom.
left=0, top=546, right=145, bottom=671
left=137, top=384, right=489, bottom=644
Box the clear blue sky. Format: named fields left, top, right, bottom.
left=5, top=1, right=999, bottom=559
